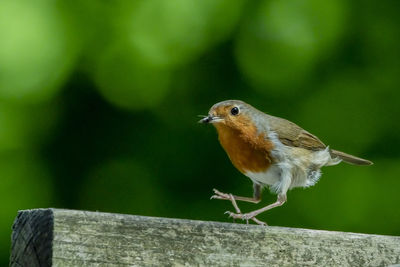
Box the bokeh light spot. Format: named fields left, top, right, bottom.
left=235, top=0, right=347, bottom=91
left=0, top=0, right=79, bottom=103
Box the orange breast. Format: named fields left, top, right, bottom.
left=215, top=124, right=273, bottom=174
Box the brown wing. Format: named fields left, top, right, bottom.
left=267, top=115, right=326, bottom=151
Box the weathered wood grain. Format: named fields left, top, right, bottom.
left=10, top=209, right=53, bottom=267
left=10, top=208, right=400, bottom=266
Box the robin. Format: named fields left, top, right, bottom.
left=199, top=100, right=373, bottom=225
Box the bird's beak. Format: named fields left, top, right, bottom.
left=198, top=115, right=222, bottom=124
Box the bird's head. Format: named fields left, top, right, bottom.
left=199, top=100, right=255, bottom=130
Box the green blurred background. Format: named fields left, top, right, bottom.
left=1, top=0, right=400, bottom=263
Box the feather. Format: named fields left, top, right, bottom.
left=266, top=115, right=326, bottom=151
left=265, top=114, right=373, bottom=165
left=330, top=149, right=373, bottom=165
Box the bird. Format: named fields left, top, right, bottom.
left=199, top=100, right=373, bottom=225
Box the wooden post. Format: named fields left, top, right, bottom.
left=10, top=208, right=400, bottom=266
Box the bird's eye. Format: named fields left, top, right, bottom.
left=230, top=107, right=239, bottom=116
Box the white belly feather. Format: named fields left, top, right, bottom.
left=244, top=146, right=340, bottom=194
left=245, top=165, right=281, bottom=186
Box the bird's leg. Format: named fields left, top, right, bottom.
left=226, top=194, right=287, bottom=223
left=211, top=190, right=242, bottom=212
left=227, top=170, right=292, bottom=225
left=211, top=183, right=262, bottom=204
left=219, top=194, right=266, bottom=226
left=211, top=184, right=266, bottom=225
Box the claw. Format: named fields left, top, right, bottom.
left=226, top=211, right=249, bottom=224
left=210, top=188, right=267, bottom=225
left=224, top=211, right=236, bottom=223
left=225, top=211, right=267, bottom=226
left=226, top=211, right=246, bottom=220
left=211, top=189, right=235, bottom=202
left=212, top=189, right=267, bottom=225
left=210, top=195, right=229, bottom=200
left=252, top=217, right=267, bottom=226
left=211, top=189, right=230, bottom=199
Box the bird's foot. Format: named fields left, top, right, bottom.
left=225, top=211, right=267, bottom=226
left=211, top=189, right=266, bottom=225
left=210, top=189, right=232, bottom=201
left=211, top=189, right=242, bottom=215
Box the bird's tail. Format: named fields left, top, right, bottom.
left=330, top=149, right=373, bottom=166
